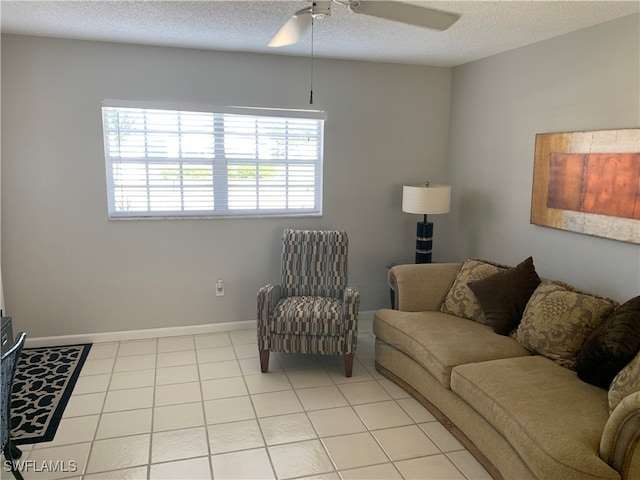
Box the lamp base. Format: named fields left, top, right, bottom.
left=415, top=221, right=433, bottom=264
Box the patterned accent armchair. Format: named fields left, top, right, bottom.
left=257, top=229, right=360, bottom=377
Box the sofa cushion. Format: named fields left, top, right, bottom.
left=468, top=256, right=541, bottom=335
left=451, top=356, right=618, bottom=480
left=272, top=296, right=344, bottom=336
left=373, top=309, right=531, bottom=388
left=514, top=282, right=616, bottom=370
left=609, top=351, right=640, bottom=414
left=577, top=295, right=640, bottom=389
left=441, top=258, right=508, bottom=324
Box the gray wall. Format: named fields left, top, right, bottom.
left=4, top=13, right=638, bottom=339
left=1, top=35, right=452, bottom=337
left=444, top=14, right=640, bottom=302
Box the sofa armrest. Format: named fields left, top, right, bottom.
left=388, top=263, right=461, bottom=312
left=257, top=284, right=282, bottom=349
left=600, top=391, right=640, bottom=479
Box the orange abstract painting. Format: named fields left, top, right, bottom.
left=547, top=153, right=640, bottom=220
left=531, top=129, right=640, bottom=244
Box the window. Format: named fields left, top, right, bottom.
left=101, top=100, right=324, bottom=219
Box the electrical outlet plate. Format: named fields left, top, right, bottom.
left=216, top=279, right=225, bottom=297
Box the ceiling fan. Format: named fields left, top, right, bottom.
left=268, top=0, right=460, bottom=47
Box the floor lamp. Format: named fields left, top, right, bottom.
left=402, top=183, right=451, bottom=263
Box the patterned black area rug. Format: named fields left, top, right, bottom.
left=10, top=343, right=92, bottom=445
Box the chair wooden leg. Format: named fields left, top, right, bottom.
left=9, top=442, right=21, bottom=459
left=4, top=441, right=25, bottom=480
left=344, top=353, right=354, bottom=377
left=260, top=349, right=270, bottom=373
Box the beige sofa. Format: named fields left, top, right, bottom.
left=373, top=262, right=640, bottom=480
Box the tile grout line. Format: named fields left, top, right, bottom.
left=290, top=353, right=344, bottom=478
left=241, top=345, right=277, bottom=480
left=144, top=338, right=159, bottom=480
left=82, top=339, right=120, bottom=479
left=194, top=333, right=218, bottom=480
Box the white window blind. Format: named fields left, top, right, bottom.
left=101, top=100, right=324, bottom=219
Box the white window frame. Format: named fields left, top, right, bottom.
left=101, top=100, right=325, bottom=219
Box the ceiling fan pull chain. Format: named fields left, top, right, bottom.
left=310, top=16, right=314, bottom=105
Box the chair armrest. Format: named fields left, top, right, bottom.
left=343, top=286, right=360, bottom=324
left=343, top=286, right=360, bottom=355
left=600, top=391, right=640, bottom=479
left=257, top=284, right=282, bottom=348
left=389, top=263, right=461, bottom=311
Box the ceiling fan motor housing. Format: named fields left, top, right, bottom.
left=311, top=1, right=332, bottom=19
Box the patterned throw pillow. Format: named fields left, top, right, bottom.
left=608, top=351, right=640, bottom=414
left=514, top=282, right=616, bottom=370
left=440, top=258, right=508, bottom=324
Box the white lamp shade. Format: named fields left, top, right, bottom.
left=402, top=184, right=451, bottom=215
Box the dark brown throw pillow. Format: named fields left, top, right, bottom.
left=576, top=296, right=640, bottom=389
left=467, top=257, right=541, bottom=335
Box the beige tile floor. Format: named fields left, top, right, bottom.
left=10, top=323, right=492, bottom=480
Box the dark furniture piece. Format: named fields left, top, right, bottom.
left=1, top=332, right=27, bottom=480
left=1, top=317, right=14, bottom=355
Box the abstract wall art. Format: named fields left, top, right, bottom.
left=531, top=129, right=640, bottom=244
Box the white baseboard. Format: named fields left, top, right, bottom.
left=25, top=320, right=258, bottom=348
left=25, top=310, right=377, bottom=347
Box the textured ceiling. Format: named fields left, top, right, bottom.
left=1, top=1, right=639, bottom=67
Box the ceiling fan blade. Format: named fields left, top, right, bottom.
left=350, top=1, right=459, bottom=31
left=268, top=7, right=313, bottom=47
